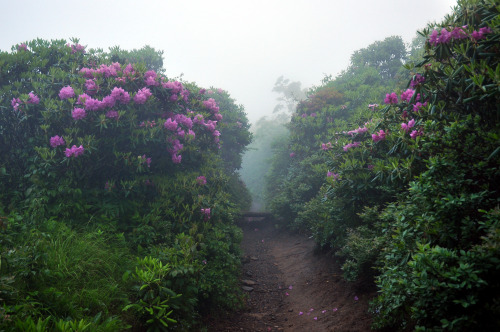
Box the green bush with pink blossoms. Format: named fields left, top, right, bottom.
left=0, top=38, right=252, bottom=330
left=265, top=0, right=500, bottom=330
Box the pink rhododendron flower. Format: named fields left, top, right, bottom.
left=27, top=92, right=40, bottom=104
left=451, top=27, right=468, bottom=40
left=144, top=70, right=158, bottom=86
left=70, top=43, right=85, bottom=54
left=194, top=114, right=204, bottom=124
left=384, top=92, right=398, bottom=104
left=290, top=152, right=295, bottom=157
left=72, top=108, right=86, bottom=120
left=201, top=208, right=211, bottom=219
left=321, top=142, right=332, bottom=150
left=133, top=87, right=152, bottom=104
left=343, top=142, right=361, bottom=151
left=110, top=87, right=130, bottom=104
left=372, top=130, right=386, bottom=142
left=65, top=145, right=84, bottom=158
left=106, top=110, right=119, bottom=119
left=348, top=127, right=368, bottom=136
left=429, top=29, right=439, bottom=46
left=50, top=135, right=65, bottom=148
left=203, top=98, right=220, bottom=112
left=164, top=118, right=178, bottom=131
left=327, top=171, right=340, bottom=180
left=413, top=101, right=427, bottom=112
left=101, top=95, right=116, bottom=108
left=197, top=176, right=207, bottom=185
left=401, top=119, right=415, bottom=133
left=354, top=296, right=359, bottom=301
left=437, top=28, right=452, bottom=44
left=199, top=88, right=206, bottom=94
left=410, top=129, right=424, bottom=139
left=85, top=79, right=98, bottom=94
left=11, top=98, right=21, bottom=111
left=299, top=312, right=303, bottom=316
left=400, top=89, right=415, bottom=102
left=172, top=154, right=182, bottom=164
left=17, top=43, right=28, bottom=51
left=410, top=74, right=425, bottom=88
left=333, top=308, right=338, bottom=312
left=84, top=97, right=101, bottom=111
left=59, top=86, right=75, bottom=100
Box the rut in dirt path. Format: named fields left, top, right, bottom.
left=208, top=217, right=376, bottom=332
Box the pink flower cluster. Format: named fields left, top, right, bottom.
left=168, top=139, right=184, bottom=164
left=85, top=79, right=98, bottom=95
left=106, top=110, right=119, bottom=119
left=413, top=101, right=427, bottom=112
left=384, top=92, right=398, bottom=104
left=133, top=87, right=152, bottom=104
left=372, top=130, right=386, bottom=142
left=201, top=208, right=211, bottom=220
left=72, top=107, right=86, bottom=120
left=139, top=155, right=152, bottom=168
left=321, top=142, right=332, bottom=151
left=162, top=80, right=190, bottom=102
left=347, top=126, right=368, bottom=136
left=327, top=171, right=340, bottom=180
left=197, top=175, right=207, bottom=185
left=17, top=43, right=28, bottom=51
left=410, top=129, right=424, bottom=140
left=343, top=142, right=361, bottom=151
left=59, top=86, right=75, bottom=100
left=64, top=145, right=84, bottom=158
left=400, top=89, right=416, bottom=103
left=203, top=98, right=220, bottom=113
left=80, top=63, right=122, bottom=78
left=368, top=104, right=378, bottom=110
left=429, top=26, right=492, bottom=46
left=144, top=70, right=158, bottom=86
left=11, top=92, right=40, bottom=111
left=410, top=74, right=425, bottom=88
left=50, top=135, right=65, bottom=148
left=401, top=119, right=416, bottom=133
left=68, top=43, right=85, bottom=54
left=11, top=98, right=22, bottom=111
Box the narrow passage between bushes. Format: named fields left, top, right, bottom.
left=208, top=217, right=375, bottom=332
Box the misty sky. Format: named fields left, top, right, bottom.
left=1, top=0, right=456, bottom=124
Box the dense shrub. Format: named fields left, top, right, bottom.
left=0, top=38, right=252, bottom=330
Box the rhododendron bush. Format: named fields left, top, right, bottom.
left=265, top=0, right=499, bottom=330
left=0, top=38, right=251, bottom=330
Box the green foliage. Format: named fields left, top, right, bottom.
left=0, top=38, right=252, bottom=330
left=124, top=256, right=179, bottom=330
left=264, top=1, right=500, bottom=330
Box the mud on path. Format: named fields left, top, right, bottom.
left=207, top=217, right=376, bottom=331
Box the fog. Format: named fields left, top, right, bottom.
left=0, top=0, right=456, bottom=124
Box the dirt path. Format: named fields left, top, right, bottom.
left=207, top=218, right=376, bottom=331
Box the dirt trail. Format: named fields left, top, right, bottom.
left=207, top=217, right=375, bottom=331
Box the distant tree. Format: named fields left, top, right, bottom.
left=349, top=35, right=406, bottom=79
left=272, top=76, right=307, bottom=115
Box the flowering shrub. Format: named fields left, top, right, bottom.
left=0, top=38, right=251, bottom=330
left=265, top=1, right=499, bottom=330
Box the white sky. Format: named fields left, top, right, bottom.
left=1, top=0, right=456, bottom=124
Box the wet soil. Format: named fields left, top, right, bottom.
left=206, top=217, right=377, bottom=331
